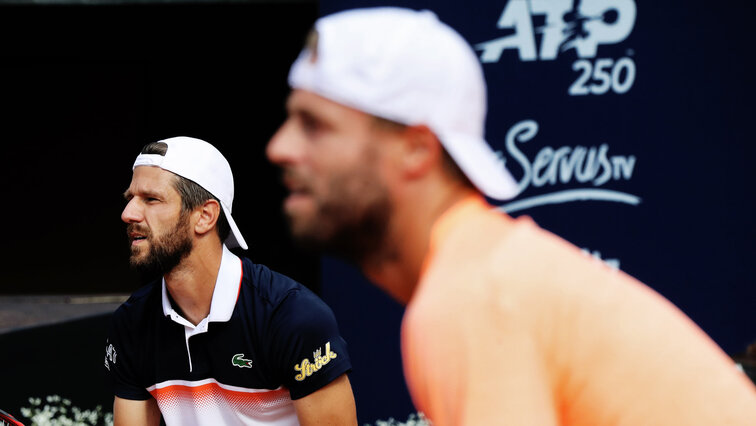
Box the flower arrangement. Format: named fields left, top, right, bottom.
left=20, top=395, right=428, bottom=426
left=19, top=395, right=112, bottom=426
left=368, top=412, right=431, bottom=426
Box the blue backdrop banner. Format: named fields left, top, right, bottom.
left=318, top=1, right=756, bottom=423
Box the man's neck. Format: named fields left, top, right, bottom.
left=164, top=242, right=224, bottom=325
left=362, top=182, right=477, bottom=305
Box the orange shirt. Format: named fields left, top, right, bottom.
left=401, top=195, right=756, bottom=425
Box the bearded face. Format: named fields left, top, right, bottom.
left=127, top=210, right=193, bottom=278
left=281, top=159, right=393, bottom=264
left=267, top=90, right=406, bottom=266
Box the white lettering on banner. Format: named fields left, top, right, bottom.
left=476, top=0, right=637, bottom=96
left=497, top=120, right=641, bottom=213
left=582, top=248, right=620, bottom=269
left=478, top=0, right=636, bottom=62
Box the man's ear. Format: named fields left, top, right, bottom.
left=400, top=124, right=442, bottom=179
left=194, top=199, right=221, bottom=236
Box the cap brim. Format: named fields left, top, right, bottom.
left=439, top=132, right=519, bottom=201
left=222, top=205, right=248, bottom=250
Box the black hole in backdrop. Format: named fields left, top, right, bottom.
left=0, top=2, right=320, bottom=296
left=0, top=1, right=319, bottom=418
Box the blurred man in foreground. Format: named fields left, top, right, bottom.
left=267, top=7, right=756, bottom=425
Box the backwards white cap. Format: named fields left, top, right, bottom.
left=132, top=136, right=248, bottom=250
left=288, top=7, right=518, bottom=200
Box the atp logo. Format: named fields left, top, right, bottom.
left=477, top=0, right=637, bottom=96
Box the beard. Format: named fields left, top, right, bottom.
left=284, top=167, right=394, bottom=266
left=127, top=212, right=193, bottom=279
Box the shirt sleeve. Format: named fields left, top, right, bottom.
left=104, top=308, right=152, bottom=401
left=267, top=288, right=352, bottom=400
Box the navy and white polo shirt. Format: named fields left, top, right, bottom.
left=104, top=246, right=351, bottom=425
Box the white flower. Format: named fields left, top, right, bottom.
left=21, top=395, right=113, bottom=426
left=366, top=412, right=431, bottom=426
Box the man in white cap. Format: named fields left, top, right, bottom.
left=266, top=7, right=756, bottom=425
left=107, top=137, right=357, bottom=425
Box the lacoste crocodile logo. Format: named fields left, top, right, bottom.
left=232, top=353, right=253, bottom=368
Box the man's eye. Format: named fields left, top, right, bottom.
left=301, top=116, right=322, bottom=135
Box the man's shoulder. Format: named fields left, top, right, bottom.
left=438, top=205, right=573, bottom=267
left=239, top=257, right=316, bottom=309
left=112, top=280, right=161, bottom=323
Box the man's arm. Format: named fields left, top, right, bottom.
left=293, top=374, right=357, bottom=426
left=113, top=396, right=161, bottom=426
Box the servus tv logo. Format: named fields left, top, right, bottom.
left=477, top=0, right=637, bottom=96
left=497, top=120, right=640, bottom=213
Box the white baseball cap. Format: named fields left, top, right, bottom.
left=132, top=136, right=248, bottom=250
left=288, top=7, right=518, bottom=200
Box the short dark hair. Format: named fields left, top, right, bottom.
left=371, top=117, right=475, bottom=190
left=140, top=142, right=231, bottom=242
left=305, top=28, right=319, bottom=63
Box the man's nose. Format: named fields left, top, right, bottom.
left=121, top=198, right=143, bottom=224
left=266, top=120, right=300, bottom=166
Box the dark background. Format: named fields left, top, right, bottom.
left=0, top=1, right=319, bottom=295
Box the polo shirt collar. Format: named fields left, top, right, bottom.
left=161, top=245, right=243, bottom=328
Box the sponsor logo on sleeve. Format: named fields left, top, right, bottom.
left=104, top=342, right=117, bottom=371
left=294, top=342, right=338, bottom=382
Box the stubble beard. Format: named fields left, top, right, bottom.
left=287, top=171, right=394, bottom=267
left=128, top=212, right=194, bottom=279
